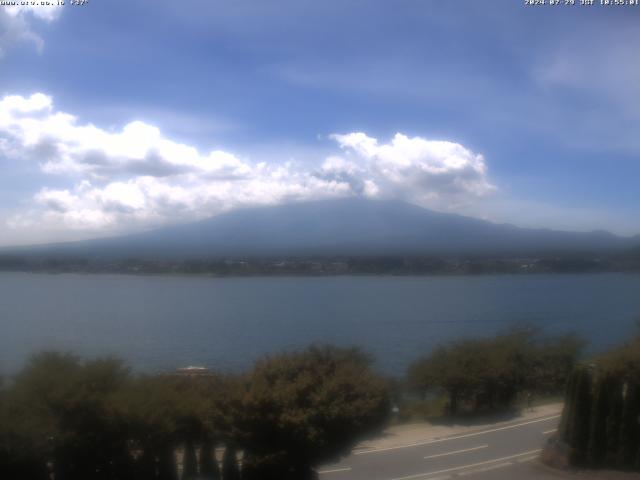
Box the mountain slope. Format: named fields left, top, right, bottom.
left=8, top=198, right=638, bottom=258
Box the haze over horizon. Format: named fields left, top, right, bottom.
left=1, top=1, right=639, bottom=247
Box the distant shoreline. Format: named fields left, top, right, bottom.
left=0, top=256, right=640, bottom=278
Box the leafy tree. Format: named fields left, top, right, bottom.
left=4, top=352, right=132, bottom=480
left=0, top=381, right=49, bottom=480
left=230, top=346, right=390, bottom=479
left=529, top=333, right=585, bottom=395
left=116, top=369, right=229, bottom=480
left=115, top=375, right=181, bottom=479
left=408, top=342, right=478, bottom=414
left=3, top=346, right=388, bottom=480
left=408, top=328, right=583, bottom=415
left=408, top=331, right=529, bottom=414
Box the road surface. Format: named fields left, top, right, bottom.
left=318, top=413, right=564, bottom=480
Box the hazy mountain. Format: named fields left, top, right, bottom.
left=5, top=198, right=639, bottom=258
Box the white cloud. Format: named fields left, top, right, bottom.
left=4, top=4, right=63, bottom=22
left=0, top=94, right=254, bottom=179
left=0, top=4, right=63, bottom=56
left=331, top=132, right=495, bottom=204
left=1, top=93, right=495, bottom=234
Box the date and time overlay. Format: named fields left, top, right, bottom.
left=2, top=0, right=640, bottom=10
left=0, top=1, right=88, bottom=7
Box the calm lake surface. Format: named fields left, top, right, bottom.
left=1, top=272, right=640, bottom=376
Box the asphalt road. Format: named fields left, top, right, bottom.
left=318, top=414, right=563, bottom=480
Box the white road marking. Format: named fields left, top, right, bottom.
left=318, top=466, right=352, bottom=474
left=516, top=455, right=539, bottom=463
left=423, top=445, right=488, bottom=459
left=355, top=415, right=560, bottom=455
left=388, top=449, right=542, bottom=480
left=458, top=462, right=512, bottom=476
left=542, top=428, right=557, bottom=434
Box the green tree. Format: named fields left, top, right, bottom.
left=116, top=370, right=228, bottom=480
left=0, top=381, right=49, bottom=480
left=529, top=334, right=584, bottom=395
left=408, top=330, right=532, bottom=414
left=230, top=346, right=390, bottom=479
left=408, top=328, right=583, bottom=416
left=4, top=352, right=132, bottom=480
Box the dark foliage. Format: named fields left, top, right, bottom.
left=558, top=336, right=640, bottom=471
left=407, top=327, right=583, bottom=415
left=198, top=439, right=220, bottom=479
left=230, top=345, right=390, bottom=479
left=221, top=445, right=240, bottom=480
left=1, top=346, right=390, bottom=480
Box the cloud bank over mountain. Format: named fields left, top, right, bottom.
left=1, top=93, right=495, bottom=235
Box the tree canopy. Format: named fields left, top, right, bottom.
left=407, top=328, right=583, bottom=414
left=1, top=346, right=390, bottom=480
left=231, top=346, right=390, bottom=479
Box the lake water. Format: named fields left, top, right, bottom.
left=1, top=272, right=639, bottom=376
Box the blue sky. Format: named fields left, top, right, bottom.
left=0, top=0, right=638, bottom=245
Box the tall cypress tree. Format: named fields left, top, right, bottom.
left=569, top=367, right=592, bottom=465
left=617, top=383, right=639, bottom=469
left=587, top=375, right=609, bottom=467
left=605, top=380, right=624, bottom=466
left=560, top=369, right=578, bottom=443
